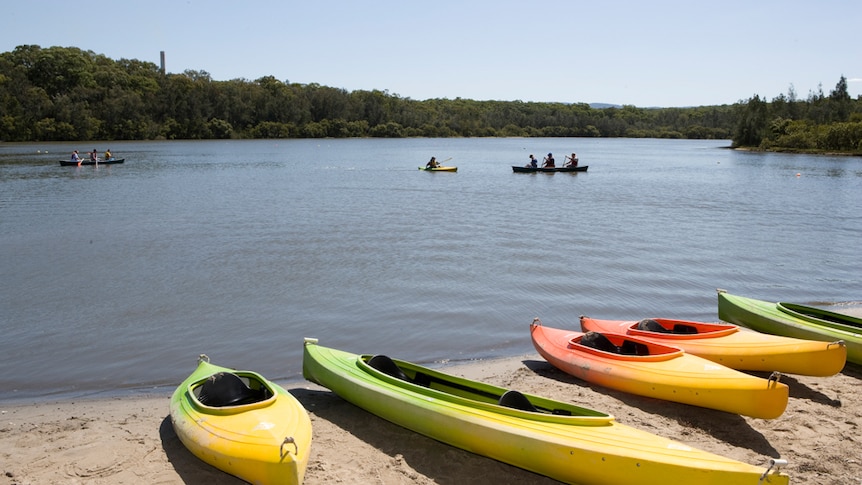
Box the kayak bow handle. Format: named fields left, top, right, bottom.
left=759, top=458, right=788, bottom=483
left=767, top=371, right=782, bottom=386
left=281, top=436, right=298, bottom=459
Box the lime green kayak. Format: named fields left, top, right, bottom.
left=302, top=338, right=789, bottom=485
left=717, top=289, right=861, bottom=365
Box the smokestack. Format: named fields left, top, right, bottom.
left=160, top=51, right=165, bottom=75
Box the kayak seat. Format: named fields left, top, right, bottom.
left=638, top=319, right=671, bottom=333
left=368, top=354, right=409, bottom=382
left=672, top=324, right=698, bottom=334
left=498, top=390, right=538, bottom=412
left=620, top=339, right=650, bottom=356
left=412, top=371, right=432, bottom=387
left=580, top=331, right=620, bottom=353
left=197, top=372, right=263, bottom=407
left=638, top=319, right=698, bottom=335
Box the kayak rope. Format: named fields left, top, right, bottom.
left=759, top=458, right=787, bottom=483
left=531, top=317, right=542, bottom=327
left=198, top=354, right=210, bottom=364
left=280, top=436, right=298, bottom=458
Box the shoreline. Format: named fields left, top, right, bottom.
left=729, top=145, right=862, bottom=156
left=2, top=351, right=861, bottom=484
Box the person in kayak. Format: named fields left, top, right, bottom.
left=426, top=157, right=440, bottom=168
left=564, top=153, right=578, bottom=167
left=526, top=154, right=538, bottom=168
left=542, top=153, right=555, bottom=168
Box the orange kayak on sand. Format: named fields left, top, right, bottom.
left=530, top=318, right=789, bottom=419
left=580, top=316, right=846, bottom=376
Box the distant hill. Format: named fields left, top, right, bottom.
left=590, top=103, right=671, bottom=109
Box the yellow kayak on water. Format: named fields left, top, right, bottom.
left=418, top=165, right=457, bottom=171
left=170, top=355, right=312, bottom=485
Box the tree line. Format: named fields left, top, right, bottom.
left=734, top=76, right=862, bottom=153
left=1, top=45, right=860, bottom=154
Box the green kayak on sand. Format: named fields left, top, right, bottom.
left=302, top=337, right=789, bottom=485
left=717, top=289, right=861, bottom=365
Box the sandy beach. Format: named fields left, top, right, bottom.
left=2, top=348, right=860, bottom=485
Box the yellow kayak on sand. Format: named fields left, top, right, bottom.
left=170, top=355, right=312, bottom=485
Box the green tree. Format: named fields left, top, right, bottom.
left=1, top=44, right=858, bottom=146
left=207, top=118, right=233, bottom=139
left=828, top=75, right=851, bottom=122
left=733, top=95, right=768, bottom=147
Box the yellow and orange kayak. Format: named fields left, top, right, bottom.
left=530, top=319, right=788, bottom=419
left=170, top=355, right=312, bottom=485
left=581, top=316, right=846, bottom=376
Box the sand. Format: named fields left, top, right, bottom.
left=1, top=350, right=860, bottom=485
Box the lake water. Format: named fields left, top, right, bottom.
left=1, top=138, right=861, bottom=401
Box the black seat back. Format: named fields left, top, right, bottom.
left=368, top=355, right=409, bottom=381
left=198, top=372, right=262, bottom=407
left=498, top=390, right=538, bottom=412
left=638, top=319, right=671, bottom=333
left=580, top=331, right=619, bottom=353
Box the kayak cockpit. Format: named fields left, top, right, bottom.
left=778, top=302, right=862, bottom=331
left=189, top=371, right=276, bottom=414
left=569, top=331, right=685, bottom=361
left=628, top=318, right=738, bottom=339
left=357, top=353, right=614, bottom=425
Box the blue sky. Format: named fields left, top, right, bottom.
left=3, top=0, right=860, bottom=107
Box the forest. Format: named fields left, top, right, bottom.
left=1, top=45, right=860, bottom=154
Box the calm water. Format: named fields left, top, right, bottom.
left=1, top=138, right=861, bottom=401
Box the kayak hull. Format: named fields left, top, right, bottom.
left=717, top=290, right=862, bottom=365
left=531, top=320, right=788, bottom=419
left=512, top=165, right=588, bottom=173
left=59, top=158, right=125, bottom=166
left=419, top=166, right=457, bottom=171
left=170, top=356, right=312, bottom=485
left=302, top=338, right=788, bottom=485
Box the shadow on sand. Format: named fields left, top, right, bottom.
left=158, top=415, right=246, bottom=484
left=522, top=359, right=783, bottom=458
left=291, top=387, right=560, bottom=485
